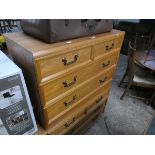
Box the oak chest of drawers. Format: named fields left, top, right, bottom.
left=5, top=29, right=124, bottom=134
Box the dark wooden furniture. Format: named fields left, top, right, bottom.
left=135, top=49, right=155, bottom=71
left=119, top=40, right=155, bottom=100
left=5, top=30, right=124, bottom=134
left=116, top=20, right=155, bottom=55
left=135, top=32, right=155, bottom=71
left=134, top=36, right=155, bottom=104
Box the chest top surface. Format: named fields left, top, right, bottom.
left=4, top=29, right=124, bottom=58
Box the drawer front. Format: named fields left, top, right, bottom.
left=93, top=37, right=121, bottom=59
left=40, top=63, right=94, bottom=104
left=93, top=51, right=118, bottom=73
left=46, top=79, right=110, bottom=130
left=48, top=87, right=110, bottom=135
left=35, top=47, right=92, bottom=83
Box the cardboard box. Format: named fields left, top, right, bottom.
left=0, top=51, right=37, bottom=135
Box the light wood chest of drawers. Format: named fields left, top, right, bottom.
left=5, top=29, right=124, bottom=134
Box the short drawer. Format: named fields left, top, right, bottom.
left=43, top=65, right=114, bottom=108
left=93, top=51, right=118, bottom=73
left=48, top=86, right=110, bottom=135
left=93, top=37, right=121, bottom=60
left=35, top=47, right=92, bottom=83
left=45, top=77, right=111, bottom=129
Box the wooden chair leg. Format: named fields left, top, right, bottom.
left=120, top=80, right=132, bottom=100
left=119, top=67, right=128, bottom=87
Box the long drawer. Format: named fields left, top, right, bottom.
left=47, top=83, right=110, bottom=134
left=35, top=46, right=92, bottom=83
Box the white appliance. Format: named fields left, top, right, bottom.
left=0, top=51, right=37, bottom=135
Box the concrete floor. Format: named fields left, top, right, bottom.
left=86, top=54, right=155, bottom=135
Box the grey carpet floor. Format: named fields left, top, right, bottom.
left=85, top=54, right=155, bottom=135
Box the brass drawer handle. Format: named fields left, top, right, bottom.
left=64, top=95, right=76, bottom=107
left=96, top=96, right=103, bottom=103
left=105, top=42, right=114, bottom=51
left=62, top=54, right=79, bottom=66
left=102, top=60, right=110, bottom=68
left=64, top=118, right=75, bottom=127
left=63, top=76, right=77, bottom=88
left=99, top=77, right=107, bottom=84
